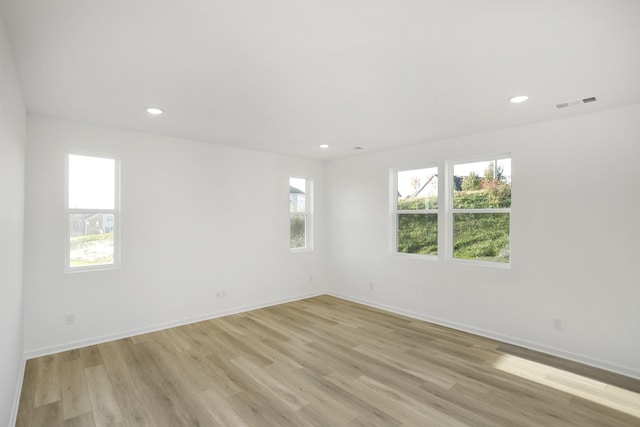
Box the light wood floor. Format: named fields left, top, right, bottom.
left=16, top=295, right=640, bottom=426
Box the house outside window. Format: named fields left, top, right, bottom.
left=290, top=177, right=312, bottom=250
left=66, top=153, right=120, bottom=271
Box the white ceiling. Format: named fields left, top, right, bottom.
left=1, top=0, right=639, bottom=160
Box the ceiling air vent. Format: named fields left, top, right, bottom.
left=556, top=96, right=597, bottom=109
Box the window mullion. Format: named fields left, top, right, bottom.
left=69, top=208, right=116, bottom=214
left=396, top=210, right=438, bottom=215
left=452, top=208, right=510, bottom=214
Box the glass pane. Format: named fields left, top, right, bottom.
left=69, top=213, right=115, bottom=267
left=69, top=154, right=115, bottom=209
left=397, top=167, right=438, bottom=210
left=397, top=213, right=437, bottom=255
left=453, top=158, right=511, bottom=209
left=289, top=177, right=306, bottom=213
left=290, top=213, right=306, bottom=249
left=453, top=213, right=510, bottom=263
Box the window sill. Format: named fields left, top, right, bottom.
left=391, top=253, right=438, bottom=261
left=448, top=258, right=511, bottom=269
left=65, top=264, right=120, bottom=273
left=290, top=248, right=314, bottom=253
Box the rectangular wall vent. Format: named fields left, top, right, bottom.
left=556, top=96, right=597, bottom=109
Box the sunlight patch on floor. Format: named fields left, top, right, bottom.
left=492, top=354, right=640, bottom=418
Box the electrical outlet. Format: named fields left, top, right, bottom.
left=216, top=290, right=228, bottom=299
left=369, top=282, right=374, bottom=290
left=309, top=275, right=314, bottom=283
left=65, top=314, right=75, bottom=325
left=552, top=318, right=563, bottom=331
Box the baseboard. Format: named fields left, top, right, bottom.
left=23, top=289, right=640, bottom=380
left=9, top=356, right=26, bottom=427
left=24, top=291, right=323, bottom=359
left=326, top=291, right=640, bottom=380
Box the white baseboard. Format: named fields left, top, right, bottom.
left=24, top=291, right=323, bottom=360
left=10, top=356, right=26, bottom=427
left=327, top=291, right=640, bottom=380
left=22, top=289, right=640, bottom=380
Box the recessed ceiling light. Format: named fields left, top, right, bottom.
left=319, top=144, right=330, bottom=149
left=509, top=95, right=529, bottom=104
left=146, top=107, right=164, bottom=115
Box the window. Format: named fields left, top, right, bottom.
left=393, top=167, right=438, bottom=256
left=66, top=154, right=120, bottom=270
left=290, top=177, right=311, bottom=250
left=450, top=157, right=511, bottom=264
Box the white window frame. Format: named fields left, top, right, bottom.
left=445, top=154, right=511, bottom=268
left=65, top=152, right=121, bottom=272
left=289, top=176, right=313, bottom=252
left=390, top=165, right=438, bottom=259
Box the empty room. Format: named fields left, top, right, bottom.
left=1, top=0, right=639, bottom=426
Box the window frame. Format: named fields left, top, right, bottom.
left=65, top=152, right=121, bottom=272
left=446, top=154, right=512, bottom=268
left=289, top=176, right=313, bottom=252
left=391, top=165, right=439, bottom=259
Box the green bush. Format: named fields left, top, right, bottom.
left=453, top=185, right=511, bottom=209
left=396, top=189, right=510, bottom=262
left=462, top=171, right=481, bottom=191
left=397, top=214, right=437, bottom=255
left=397, top=196, right=437, bottom=210
left=290, top=215, right=306, bottom=248
left=453, top=213, right=510, bottom=262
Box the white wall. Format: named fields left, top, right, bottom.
left=326, top=104, right=640, bottom=378
left=0, top=12, right=26, bottom=427
left=24, top=115, right=326, bottom=355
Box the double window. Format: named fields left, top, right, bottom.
left=392, top=156, right=511, bottom=266
left=290, top=177, right=312, bottom=250
left=66, top=154, right=120, bottom=271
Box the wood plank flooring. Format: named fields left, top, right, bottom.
left=15, top=295, right=640, bottom=426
